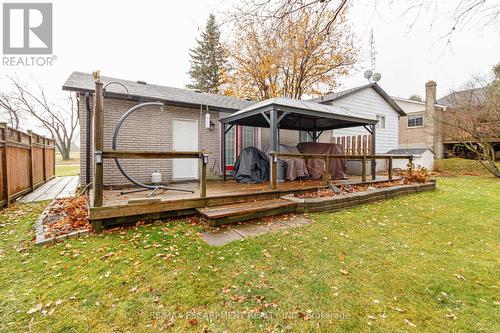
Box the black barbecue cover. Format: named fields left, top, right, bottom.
left=232, top=147, right=270, bottom=183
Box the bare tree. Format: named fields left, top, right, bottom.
left=4, top=75, right=79, bottom=160
left=435, top=67, right=500, bottom=177
left=0, top=92, right=21, bottom=129
left=229, top=1, right=499, bottom=48
left=226, top=0, right=349, bottom=33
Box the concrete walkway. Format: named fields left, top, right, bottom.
left=200, top=214, right=312, bottom=246
left=19, top=176, right=79, bottom=203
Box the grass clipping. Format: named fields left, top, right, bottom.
left=43, top=196, right=92, bottom=238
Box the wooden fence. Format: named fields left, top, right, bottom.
left=0, top=123, right=56, bottom=207
left=332, top=134, right=373, bottom=155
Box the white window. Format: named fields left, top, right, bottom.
left=376, top=115, right=386, bottom=129
left=299, top=131, right=313, bottom=142
left=408, top=114, right=424, bottom=127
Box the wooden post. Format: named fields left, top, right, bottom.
left=324, top=155, right=330, bottom=185
left=408, top=155, right=414, bottom=176
left=200, top=154, right=207, bottom=198
left=361, top=154, right=367, bottom=183
left=388, top=156, right=393, bottom=180
left=0, top=123, right=9, bottom=207
left=270, top=153, right=277, bottom=190
left=28, top=130, right=34, bottom=190
left=371, top=125, right=376, bottom=180
left=93, top=77, right=104, bottom=207
left=52, top=138, right=56, bottom=179
left=42, top=140, right=46, bottom=182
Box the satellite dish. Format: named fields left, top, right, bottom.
left=364, top=70, right=373, bottom=80
left=372, top=72, right=382, bottom=82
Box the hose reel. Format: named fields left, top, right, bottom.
left=112, top=101, right=195, bottom=196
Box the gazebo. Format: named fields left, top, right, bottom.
left=220, top=97, right=379, bottom=184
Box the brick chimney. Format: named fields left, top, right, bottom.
left=425, top=81, right=443, bottom=157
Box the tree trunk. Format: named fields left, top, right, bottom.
left=59, top=146, right=71, bottom=160
left=480, top=159, right=500, bottom=177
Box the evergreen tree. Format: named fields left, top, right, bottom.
left=187, top=14, right=226, bottom=94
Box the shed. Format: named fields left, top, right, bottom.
left=386, top=148, right=435, bottom=170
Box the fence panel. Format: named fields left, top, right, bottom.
left=0, top=124, right=56, bottom=207
left=333, top=134, right=373, bottom=155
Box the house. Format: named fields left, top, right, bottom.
left=310, top=83, right=405, bottom=154
left=393, top=81, right=447, bottom=161
left=64, top=72, right=401, bottom=187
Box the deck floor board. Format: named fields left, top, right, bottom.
left=19, top=176, right=79, bottom=203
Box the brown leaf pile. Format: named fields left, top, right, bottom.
left=43, top=196, right=92, bottom=238
left=401, top=165, right=430, bottom=184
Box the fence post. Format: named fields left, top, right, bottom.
left=42, top=138, right=47, bottom=183
left=0, top=123, right=9, bottom=207
left=388, top=156, right=393, bottom=180
left=28, top=130, right=34, bottom=190
left=93, top=77, right=104, bottom=207
left=52, top=138, right=55, bottom=179
left=200, top=154, right=207, bottom=198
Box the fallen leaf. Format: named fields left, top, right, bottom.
left=453, top=274, right=465, bottom=280
left=446, top=313, right=458, bottom=320
left=130, top=286, right=138, bottom=292
left=27, top=303, right=43, bottom=315
left=404, top=319, right=416, bottom=327
left=340, top=269, right=349, bottom=275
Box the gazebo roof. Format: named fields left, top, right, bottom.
left=221, top=97, right=377, bottom=131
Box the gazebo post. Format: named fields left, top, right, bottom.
left=269, top=109, right=278, bottom=189
left=371, top=124, right=376, bottom=180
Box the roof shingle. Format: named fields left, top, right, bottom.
left=62, top=71, right=254, bottom=112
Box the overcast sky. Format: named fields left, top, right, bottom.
left=1, top=0, right=499, bottom=110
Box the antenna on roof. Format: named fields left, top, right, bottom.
left=370, top=29, right=376, bottom=72
left=364, top=29, right=382, bottom=83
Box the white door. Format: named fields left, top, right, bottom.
left=173, top=119, right=199, bottom=179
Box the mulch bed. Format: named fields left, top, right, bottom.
left=42, top=196, right=93, bottom=239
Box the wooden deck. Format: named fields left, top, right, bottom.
left=19, top=176, right=79, bottom=203
left=197, top=198, right=296, bottom=226
left=89, top=176, right=394, bottom=227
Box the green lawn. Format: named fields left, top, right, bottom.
left=434, top=158, right=499, bottom=176
left=0, top=176, right=499, bottom=332
left=55, top=165, right=80, bottom=177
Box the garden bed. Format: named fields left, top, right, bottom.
left=35, top=196, right=93, bottom=245
left=283, top=179, right=436, bottom=213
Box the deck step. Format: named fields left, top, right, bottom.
left=197, top=198, right=296, bottom=226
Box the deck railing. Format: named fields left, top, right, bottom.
left=268, top=152, right=413, bottom=190
left=0, top=123, right=56, bottom=207
left=94, top=150, right=208, bottom=207
left=92, top=79, right=208, bottom=208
